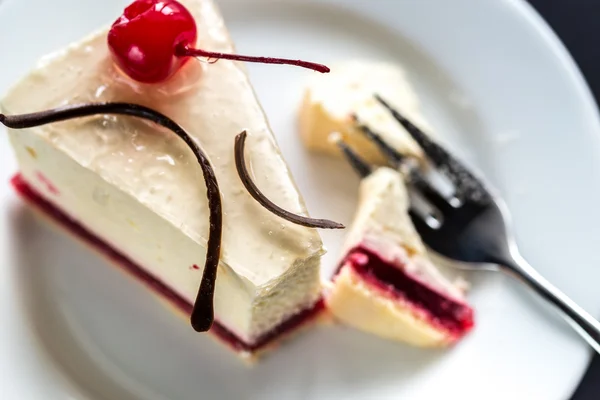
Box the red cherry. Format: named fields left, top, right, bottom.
left=108, top=0, right=329, bottom=84
left=108, top=0, right=197, bottom=83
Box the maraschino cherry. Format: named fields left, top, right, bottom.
left=108, top=0, right=330, bottom=83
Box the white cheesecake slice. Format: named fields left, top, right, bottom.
left=298, top=60, right=433, bottom=163
left=2, top=0, right=325, bottom=356
left=326, top=167, right=474, bottom=347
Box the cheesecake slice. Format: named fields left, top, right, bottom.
left=298, top=60, right=433, bottom=163
left=327, top=167, right=474, bottom=347
left=2, top=0, right=326, bottom=357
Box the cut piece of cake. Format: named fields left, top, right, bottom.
left=298, top=60, right=433, bottom=163
left=326, top=167, right=474, bottom=347
left=2, top=0, right=326, bottom=357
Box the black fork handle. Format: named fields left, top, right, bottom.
left=500, top=251, right=600, bottom=354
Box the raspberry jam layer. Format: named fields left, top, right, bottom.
left=11, top=174, right=323, bottom=354
left=345, top=246, right=474, bottom=336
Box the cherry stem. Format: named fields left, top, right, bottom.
left=176, top=45, right=330, bottom=73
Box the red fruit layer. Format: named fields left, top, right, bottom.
left=343, top=246, right=474, bottom=336
left=11, top=173, right=324, bottom=353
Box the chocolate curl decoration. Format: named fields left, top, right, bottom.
left=234, top=130, right=344, bottom=230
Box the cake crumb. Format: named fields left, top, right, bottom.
left=25, top=146, right=37, bottom=159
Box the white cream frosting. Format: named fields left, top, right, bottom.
left=298, top=60, right=433, bottom=163
left=2, top=0, right=324, bottom=345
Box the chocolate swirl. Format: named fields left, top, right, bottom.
left=234, top=131, right=344, bottom=230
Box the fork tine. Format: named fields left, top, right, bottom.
left=408, top=188, right=444, bottom=229
left=353, top=115, right=406, bottom=168
left=374, top=94, right=439, bottom=161
left=331, top=133, right=372, bottom=178
left=375, top=94, right=492, bottom=205
left=408, top=208, right=438, bottom=236
left=410, top=174, right=458, bottom=214
left=355, top=116, right=460, bottom=211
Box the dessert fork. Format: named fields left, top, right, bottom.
left=338, top=95, right=600, bottom=354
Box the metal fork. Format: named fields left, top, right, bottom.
left=337, top=95, right=600, bottom=354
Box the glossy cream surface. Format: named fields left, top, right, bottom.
left=327, top=168, right=468, bottom=346
left=298, top=60, right=433, bottom=163
left=2, top=0, right=324, bottom=345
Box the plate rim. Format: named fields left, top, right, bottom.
left=0, top=0, right=599, bottom=398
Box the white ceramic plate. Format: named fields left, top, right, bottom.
left=1, top=0, right=600, bottom=398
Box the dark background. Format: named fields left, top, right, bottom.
left=524, top=1, right=598, bottom=399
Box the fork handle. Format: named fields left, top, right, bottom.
left=503, top=251, right=600, bottom=353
